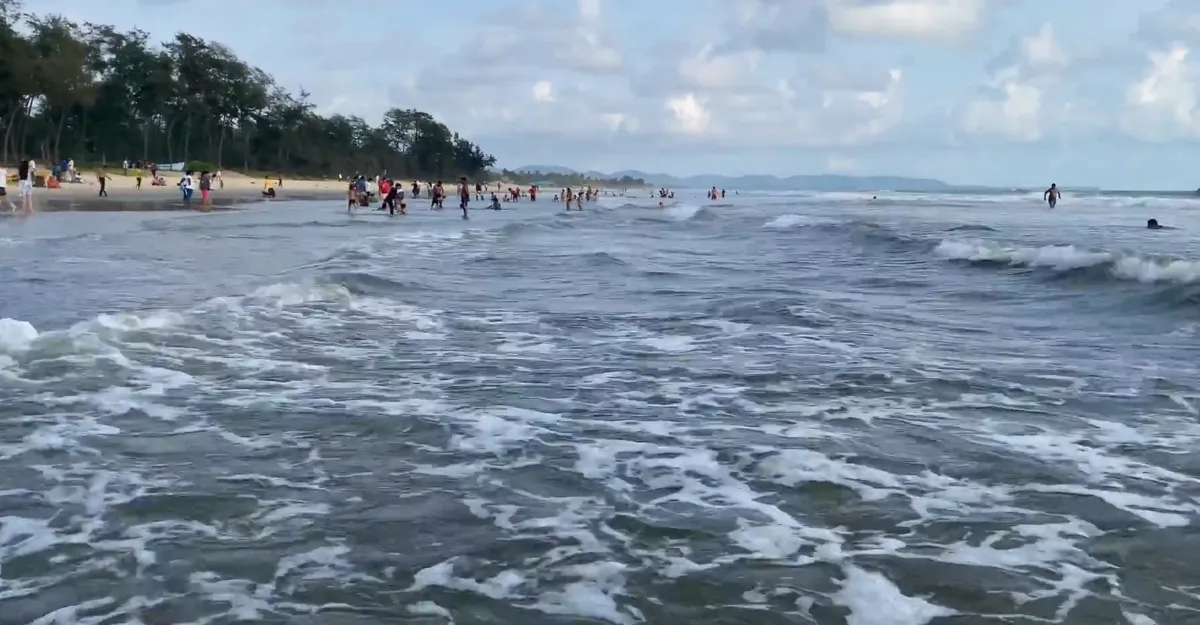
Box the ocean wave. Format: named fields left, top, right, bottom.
left=318, top=271, right=435, bottom=296
left=763, top=214, right=817, bottom=229
left=935, top=238, right=1200, bottom=285
left=946, top=225, right=996, bottom=233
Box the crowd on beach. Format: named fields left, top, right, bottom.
left=344, top=172, right=613, bottom=219
left=0, top=157, right=280, bottom=213
left=2, top=158, right=683, bottom=218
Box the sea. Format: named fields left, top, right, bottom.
left=0, top=188, right=1198, bottom=625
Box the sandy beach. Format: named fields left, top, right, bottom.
left=3, top=170, right=349, bottom=211
left=6, top=169, right=545, bottom=211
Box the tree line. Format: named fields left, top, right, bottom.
left=0, top=0, right=496, bottom=179
left=498, top=168, right=647, bottom=189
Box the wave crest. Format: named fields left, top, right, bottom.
left=935, top=239, right=1200, bottom=285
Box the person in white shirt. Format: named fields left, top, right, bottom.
left=180, top=170, right=195, bottom=205
left=0, top=165, right=9, bottom=211
left=17, top=159, right=35, bottom=213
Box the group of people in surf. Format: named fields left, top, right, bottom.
left=344, top=171, right=612, bottom=217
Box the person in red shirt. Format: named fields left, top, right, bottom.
left=376, top=178, right=392, bottom=211
left=529, top=185, right=537, bottom=201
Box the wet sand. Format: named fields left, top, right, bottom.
left=11, top=187, right=344, bottom=212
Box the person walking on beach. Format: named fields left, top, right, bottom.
left=97, top=169, right=111, bottom=197
left=135, top=166, right=143, bottom=189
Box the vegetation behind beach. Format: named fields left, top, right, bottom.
left=0, top=0, right=503, bottom=181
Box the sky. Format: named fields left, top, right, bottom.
left=31, top=0, right=1200, bottom=189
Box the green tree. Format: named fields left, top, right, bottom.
left=0, top=0, right=497, bottom=180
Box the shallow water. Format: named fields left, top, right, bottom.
left=1, top=191, right=1199, bottom=624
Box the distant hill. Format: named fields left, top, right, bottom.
left=513, top=166, right=951, bottom=191
left=611, top=171, right=951, bottom=192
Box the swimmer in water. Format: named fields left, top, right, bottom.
left=1147, top=218, right=1163, bottom=229
left=1043, top=183, right=1060, bottom=209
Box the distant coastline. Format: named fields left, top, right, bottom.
left=510, top=166, right=1191, bottom=195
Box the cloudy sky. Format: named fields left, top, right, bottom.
left=36, top=0, right=1200, bottom=188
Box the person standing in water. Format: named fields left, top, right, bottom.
left=179, top=170, right=195, bottom=206
left=458, top=177, right=470, bottom=219
left=431, top=181, right=444, bottom=210
left=17, top=159, right=35, bottom=214
left=199, top=171, right=213, bottom=209
left=0, top=163, right=9, bottom=211
left=1043, top=183, right=1060, bottom=209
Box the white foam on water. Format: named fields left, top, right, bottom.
left=833, top=565, right=956, bottom=625
left=936, top=239, right=1112, bottom=271
left=638, top=335, right=695, bottom=352
left=0, top=317, right=38, bottom=352
left=665, top=203, right=702, bottom=220
left=936, top=238, right=1200, bottom=284
left=763, top=213, right=815, bottom=229
left=7, top=200, right=1200, bottom=623
left=496, top=332, right=557, bottom=354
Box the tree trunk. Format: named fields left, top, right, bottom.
left=142, top=119, right=151, bottom=160
left=165, top=119, right=175, bottom=163
left=15, top=98, right=32, bottom=160
left=1, top=103, right=20, bottom=163
left=243, top=129, right=251, bottom=170
left=182, top=110, right=192, bottom=164
left=216, top=125, right=226, bottom=168
left=79, top=109, right=90, bottom=160
left=53, top=110, right=67, bottom=163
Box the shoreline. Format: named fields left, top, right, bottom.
left=19, top=189, right=345, bottom=212
left=3, top=171, right=627, bottom=212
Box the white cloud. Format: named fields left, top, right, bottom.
left=1137, top=0, right=1200, bottom=46
left=578, top=0, right=603, bottom=21
left=1122, top=43, right=1200, bottom=141
left=44, top=0, right=1196, bottom=184
left=1020, top=23, right=1068, bottom=69
left=961, top=23, right=1074, bottom=142
left=828, top=69, right=906, bottom=144
left=678, top=46, right=760, bottom=91
left=665, top=94, right=712, bottom=136
left=532, top=81, right=555, bottom=103
left=826, top=0, right=986, bottom=41
left=964, top=78, right=1043, bottom=141
left=721, top=0, right=829, bottom=53
left=447, top=3, right=623, bottom=75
